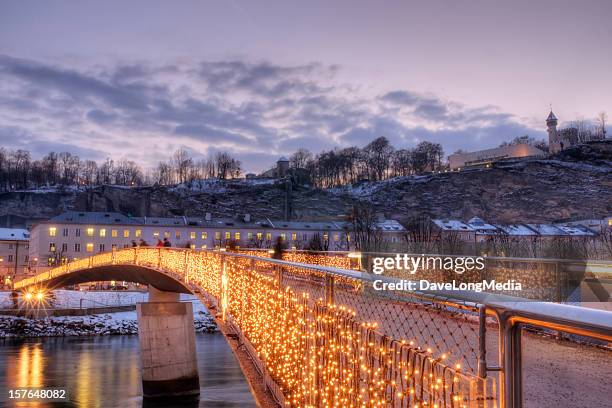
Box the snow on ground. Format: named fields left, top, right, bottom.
left=0, top=291, right=216, bottom=337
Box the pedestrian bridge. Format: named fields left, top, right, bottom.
left=14, top=248, right=612, bottom=408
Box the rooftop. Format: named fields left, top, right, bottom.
left=0, top=227, right=30, bottom=241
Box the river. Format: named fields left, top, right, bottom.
left=0, top=333, right=256, bottom=407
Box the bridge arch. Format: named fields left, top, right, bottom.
left=22, top=264, right=193, bottom=294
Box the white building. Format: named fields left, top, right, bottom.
left=448, top=144, right=546, bottom=170
left=0, top=228, right=30, bottom=287
left=28, top=211, right=405, bottom=271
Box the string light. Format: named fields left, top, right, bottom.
left=15, top=247, right=481, bottom=407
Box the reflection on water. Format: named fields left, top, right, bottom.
left=0, top=333, right=256, bottom=408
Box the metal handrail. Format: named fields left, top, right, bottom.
left=13, top=247, right=612, bottom=408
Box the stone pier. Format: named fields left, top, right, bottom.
left=136, top=286, right=200, bottom=398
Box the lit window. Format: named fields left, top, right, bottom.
left=292, top=233, right=297, bottom=241
left=190, top=231, right=196, bottom=240
left=247, top=232, right=253, bottom=240
left=123, top=230, right=129, bottom=238
left=87, top=228, right=94, bottom=237
left=201, top=244, right=207, bottom=249
left=49, top=227, right=57, bottom=237
left=346, top=233, right=351, bottom=242
left=112, top=229, right=118, bottom=237
left=234, top=232, right=240, bottom=240
left=333, top=234, right=339, bottom=242
left=175, top=231, right=181, bottom=239
left=99, top=228, right=106, bottom=237
left=201, top=232, right=207, bottom=239
left=135, top=229, right=142, bottom=238
left=257, top=232, right=263, bottom=240
left=266, top=233, right=271, bottom=240
left=280, top=233, right=286, bottom=241
left=323, top=233, right=329, bottom=241
left=225, top=232, right=231, bottom=239
left=164, top=231, right=170, bottom=238
left=609, top=219, right=612, bottom=226
left=153, top=231, right=160, bottom=238
left=190, top=244, right=195, bottom=249
left=49, top=243, right=56, bottom=252
left=215, top=232, right=221, bottom=240
left=86, top=243, right=94, bottom=252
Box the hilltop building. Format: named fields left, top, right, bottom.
left=547, top=110, right=606, bottom=154
left=447, top=143, right=545, bottom=170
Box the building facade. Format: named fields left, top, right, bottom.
left=447, top=144, right=545, bottom=170
left=0, top=228, right=30, bottom=287
left=28, top=211, right=405, bottom=272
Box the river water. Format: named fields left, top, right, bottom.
left=0, top=333, right=256, bottom=407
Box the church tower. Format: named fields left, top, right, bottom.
left=547, top=110, right=560, bottom=154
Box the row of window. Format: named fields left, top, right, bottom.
left=0, top=255, right=28, bottom=262
left=49, top=227, right=136, bottom=238
left=48, top=227, right=348, bottom=242
left=4, top=243, right=29, bottom=250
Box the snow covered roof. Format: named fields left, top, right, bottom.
left=48, top=211, right=140, bottom=225
left=494, top=224, right=538, bottom=236
left=525, top=224, right=566, bottom=236
left=0, top=228, right=29, bottom=241
left=432, top=219, right=474, bottom=231
left=554, top=224, right=596, bottom=236
left=467, top=217, right=498, bottom=231
left=375, top=219, right=406, bottom=232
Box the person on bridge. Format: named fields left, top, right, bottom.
left=139, top=239, right=149, bottom=247
left=163, top=238, right=171, bottom=247
left=131, top=240, right=138, bottom=247
left=156, top=239, right=164, bottom=247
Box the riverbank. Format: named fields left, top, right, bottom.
left=0, top=309, right=217, bottom=338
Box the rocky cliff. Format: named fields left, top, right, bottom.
left=1, top=141, right=610, bottom=225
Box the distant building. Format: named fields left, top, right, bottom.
left=448, top=144, right=545, bottom=170
left=547, top=110, right=606, bottom=154
left=0, top=228, right=30, bottom=287
left=28, top=211, right=405, bottom=272
left=430, top=217, right=598, bottom=244
left=560, top=217, right=612, bottom=233
left=260, top=157, right=291, bottom=178
left=431, top=219, right=476, bottom=241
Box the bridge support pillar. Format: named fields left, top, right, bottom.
left=136, top=286, right=199, bottom=398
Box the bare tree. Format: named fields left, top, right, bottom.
left=363, top=137, right=394, bottom=181
left=289, top=148, right=312, bottom=169
left=595, top=111, right=608, bottom=139
left=171, top=148, right=193, bottom=184
left=347, top=204, right=387, bottom=252
left=81, top=160, right=98, bottom=186
left=215, top=152, right=241, bottom=179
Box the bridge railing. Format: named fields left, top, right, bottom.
left=14, top=247, right=612, bottom=408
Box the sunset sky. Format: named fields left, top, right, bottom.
left=1, top=0, right=610, bottom=172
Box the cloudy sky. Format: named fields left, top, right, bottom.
left=1, top=0, right=610, bottom=173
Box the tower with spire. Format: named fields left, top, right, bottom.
left=547, top=110, right=561, bottom=154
